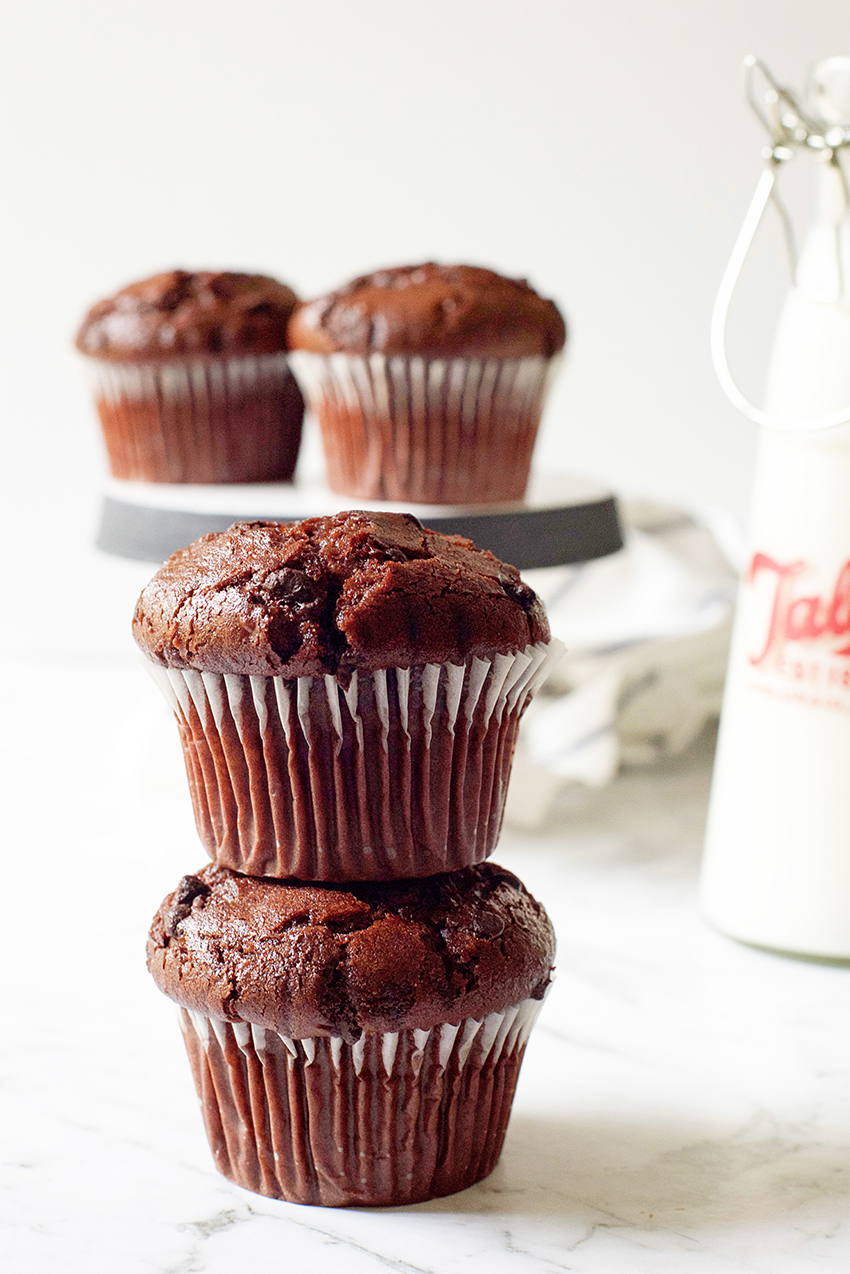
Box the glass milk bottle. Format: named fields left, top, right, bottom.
left=701, top=57, right=850, bottom=957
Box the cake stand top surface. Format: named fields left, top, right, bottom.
left=97, top=470, right=623, bottom=570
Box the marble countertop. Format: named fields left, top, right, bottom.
left=3, top=545, right=850, bottom=1274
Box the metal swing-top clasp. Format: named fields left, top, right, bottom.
left=711, top=56, right=850, bottom=431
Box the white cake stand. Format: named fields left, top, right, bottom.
left=96, top=469, right=622, bottom=570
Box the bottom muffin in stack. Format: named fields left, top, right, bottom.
left=146, top=863, right=554, bottom=1206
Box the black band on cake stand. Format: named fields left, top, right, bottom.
left=96, top=472, right=623, bottom=571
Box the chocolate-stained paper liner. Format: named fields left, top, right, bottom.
left=178, top=996, right=544, bottom=1206
left=86, top=353, right=304, bottom=483
left=288, top=352, right=561, bottom=504
left=147, top=640, right=563, bottom=880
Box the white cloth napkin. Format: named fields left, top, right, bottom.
left=505, top=499, right=742, bottom=828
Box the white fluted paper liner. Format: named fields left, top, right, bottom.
left=288, top=351, right=561, bottom=504
left=178, top=996, right=545, bottom=1205
left=147, top=639, right=563, bottom=880
left=85, top=352, right=303, bottom=483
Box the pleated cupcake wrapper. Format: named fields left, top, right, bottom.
left=178, top=996, right=544, bottom=1206
left=85, top=352, right=303, bottom=483
left=147, top=639, right=562, bottom=880
left=288, top=351, right=561, bottom=504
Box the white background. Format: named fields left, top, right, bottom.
left=2, top=0, right=850, bottom=552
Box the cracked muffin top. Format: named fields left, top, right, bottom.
left=147, top=862, right=555, bottom=1040
left=132, top=511, right=549, bottom=677
left=75, top=269, right=299, bottom=362
left=286, top=262, right=566, bottom=359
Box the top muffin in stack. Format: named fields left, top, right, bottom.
left=133, top=510, right=561, bottom=881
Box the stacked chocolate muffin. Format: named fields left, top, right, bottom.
left=137, top=510, right=561, bottom=1206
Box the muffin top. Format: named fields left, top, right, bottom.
left=287, top=262, right=566, bottom=359
left=75, top=270, right=299, bottom=362
left=147, top=862, right=555, bottom=1040
left=132, top=511, right=549, bottom=678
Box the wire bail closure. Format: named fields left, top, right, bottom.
left=711, top=56, right=850, bottom=431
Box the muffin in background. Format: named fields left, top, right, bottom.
left=132, top=511, right=562, bottom=882
left=76, top=269, right=304, bottom=484
left=287, top=262, right=566, bottom=505
left=147, top=862, right=556, bottom=1207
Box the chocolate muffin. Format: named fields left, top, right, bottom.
left=286, top=262, right=566, bottom=505
left=133, top=511, right=561, bottom=881
left=76, top=269, right=304, bottom=483
left=147, top=862, right=556, bottom=1206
